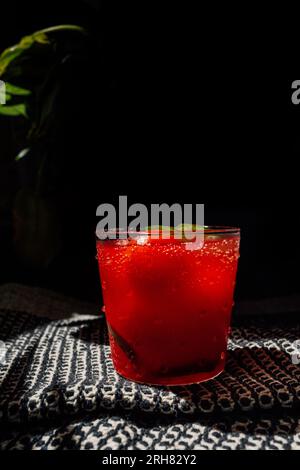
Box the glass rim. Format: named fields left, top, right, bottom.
left=96, top=226, right=240, bottom=238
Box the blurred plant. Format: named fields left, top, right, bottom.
left=0, top=25, right=89, bottom=269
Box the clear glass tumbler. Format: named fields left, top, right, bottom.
left=96, top=227, right=240, bottom=385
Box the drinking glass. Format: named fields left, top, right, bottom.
left=96, top=227, right=240, bottom=385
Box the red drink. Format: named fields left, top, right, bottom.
left=96, top=228, right=240, bottom=385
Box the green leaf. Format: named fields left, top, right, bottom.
left=0, top=33, right=49, bottom=76
left=0, top=83, right=30, bottom=118
left=0, top=103, right=27, bottom=117
left=144, top=225, right=207, bottom=233
left=144, top=225, right=173, bottom=232
left=175, top=224, right=207, bottom=232
left=37, top=25, right=87, bottom=36
left=15, top=148, right=30, bottom=161
left=5, top=82, right=31, bottom=96
left=0, top=25, right=86, bottom=77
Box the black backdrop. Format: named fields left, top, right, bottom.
left=0, top=1, right=299, bottom=303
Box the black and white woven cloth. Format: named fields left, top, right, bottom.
left=0, top=284, right=299, bottom=450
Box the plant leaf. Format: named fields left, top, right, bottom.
left=0, top=33, right=49, bottom=76
left=144, top=225, right=173, bottom=232
left=15, top=148, right=30, bottom=161
left=5, top=82, right=31, bottom=96
left=0, top=103, right=27, bottom=117
left=0, top=25, right=86, bottom=77
left=175, top=224, right=206, bottom=232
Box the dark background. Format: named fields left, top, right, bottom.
left=0, top=1, right=299, bottom=304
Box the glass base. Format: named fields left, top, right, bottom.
left=113, top=360, right=225, bottom=386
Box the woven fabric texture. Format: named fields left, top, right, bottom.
left=0, top=284, right=299, bottom=450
